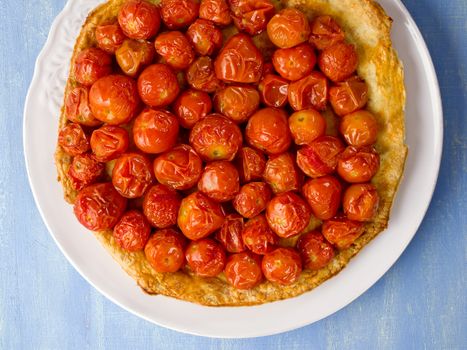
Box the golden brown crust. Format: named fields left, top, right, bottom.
left=55, top=0, right=407, bottom=306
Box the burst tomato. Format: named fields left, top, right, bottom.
left=302, top=176, right=342, bottom=220
left=242, top=215, right=278, bottom=255
left=174, top=89, right=212, bottom=129
left=112, top=153, right=154, bottom=198
left=65, top=86, right=101, bottom=127
left=58, top=123, right=90, bottom=156
left=68, top=153, right=104, bottom=191
left=138, top=64, right=180, bottom=107
left=213, top=85, right=260, bottom=123
left=154, top=31, right=195, bottom=70
left=309, top=15, right=345, bottom=50
left=337, top=146, right=380, bottom=183
left=116, top=39, right=155, bottom=77
left=199, top=0, right=231, bottom=26
left=329, top=76, right=368, bottom=116
left=90, top=125, right=129, bottom=162
left=145, top=228, right=186, bottom=272
left=229, top=0, right=275, bottom=35
left=186, top=56, right=223, bottom=93
left=258, top=74, right=289, bottom=108
left=263, top=152, right=303, bottom=194
left=233, top=182, right=272, bottom=219
left=95, top=23, right=126, bottom=54
left=288, top=71, right=329, bottom=111
left=186, top=238, right=226, bottom=277
left=113, top=210, right=151, bottom=252
left=322, top=216, right=364, bottom=250
left=187, top=19, right=223, bottom=56
left=267, top=8, right=310, bottom=49
left=118, top=0, right=161, bottom=39
left=143, top=184, right=181, bottom=228
left=343, top=183, right=379, bottom=222
left=235, top=147, right=267, bottom=183
left=216, top=214, right=246, bottom=253
left=297, top=230, right=335, bottom=270
left=160, top=0, right=199, bottom=29
left=74, top=48, right=112, bottom=86
left=262, top=247, right=302, bottom=285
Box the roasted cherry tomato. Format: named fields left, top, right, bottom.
left=198, top=161, right=240, bottom=202
left=73, top=182, right=127, bottom=230
left=289, top=108, right=326, bottom=145
left=229, top=0, right=275, bottom=35
left=233, top=182, right=272, bottom=219
left=74, top=48, right=112, bottom=86
left=89, top=75, right=140, bottom=125
left=189, top=114, right=243, bottom=161
left=145, top=228, right=186, bottom=272
left=337, top=146, right=380, bottom=183
left=258, top=74, right=289, bottom=108
left=322, top=216, right=364, bottom=250
left=187, top=19, right=223, bottom=56
left=95, top=23, right=126, bottom=54
left=329, top=77, right=368, bottom=116
left=318, top=42, right=358, bottom=82
left=297, top=230, right=335, bottom=270
left=260, top=62, right=275, bottom=81
left=235, top=147, right=267, bottom=183
left=143, top=184, right=181, bottom=228
left=186, top=56, right=223, bottom=93
left=90, top=125, right=129, bottom=162
left=154, top=31, right=195, bottom=70
left=117, top=0, right=161, bottom=39
left=302, top=176, right=342, bottom=220
left=214, top=33, right=264, bottom=83
left=58, top=123, right=90, bottom=156
left=178, top=192, right=225, bottom=240
left=262, top=247, right=302, bottom=285
left=174, top=89, right=212, bottom=129
left=68, top=153, right=104, bottom=191
left=112, top=153, right=154, bottom=198
left=245, top=108, right=292, bottom=155
left=288, top=71, right=329, bottom=111
left=272, top=43, right=316, bottom=81
left=267, top=8, right=310, bottom=49
left=263, top=152, right=303, bottom=194
left=343, top=183, right=379, bottom=222
left=242, top=215, right=278, bottom=255
left=113, top=210, right=151, bottom=252
left=296, top=136, right=345, bottom=178
left=266, top=192, right=311, bottom=238
left=160, top=0, right=199, bottom=29
left=138, top=64, right=180, bottom=107
left=65, top=86, right=102, bottom=127
left=153, top=144, right=203, bottom=190
left=309, top=15, right=345, bottom=50
left=216, top=214, right=246, bottom=253
left=225, top=252, right=263, bottom=289
left=199, top=0, right=231, bottom=26
left=186, top=238, right=226, bottom=277
left=213, top=85, right=260, bottom=123
left=116, top=39, right=155, bottom=77
left=339, top=110, right=378, bottom=147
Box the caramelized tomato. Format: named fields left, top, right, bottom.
left=236, top=147, right=267, bottom=183
left=225, top=252, right=263, bottom=289
left=198, top=161, right=240, bottom=202
left=143, top=184, right=181, bottom=228
left=138, top=64, right=180, bottom=107
left=233, top=182, right=272, bottom=219
left=74, top=48, right=112, bottom=86
left=174, top=89, right=212, bottom=129
left=113, top=210, right=151, bottom=252
left=68, top=153, right=104, bottom=191
left=216, top=214, right=246, bottom=253
left=262, top=247, right=302, bottom=285
left=118, top=0, right=161, bottom=39
left=58, top=123, right=90, bottom=156
left=258, top=74, right=289, bottom=108
left=309, top=15, right=345, bottom=50
left=65, top=86, right=101, bottom=127
left=343, top=183, right=379, bottom=222
left=337, top=146, right=380, bottom=183
left=329, top=77, right=368, bottom=116
left=267, top=8, right=310, bottom=49
left=263, top=152, right=303, bottom=194
left=322, top=216, right=364, bottom=250
left=90, top=125, right=129, bottom=162
left=154, top=31, right=195, bottom=70
left=213, top=85, right=260, bottom=123
left=339, top=110, right=378, bottom=147
left=229, top=0, right=275, bottom=35
left=302, top=176, right=342, bottom=220
left=112, top=153, right=154, bottom=198
left=272, top=44, right=316, bottom=81
left=186, top=238, right=226, bottom=277
left=95, top=23, right=126, bottom=54
left=160, top=0, right=199, bottom=29
left=318, top=42, right=358, bottom=82
left=145, top=228, right=186, bottom=272
left=288, top=71, right=329, bottom=111
left=187, top=19, right=223, bottom=56
left=186, top=56, right=223, bottom=93
left=288, top=108, right=326, bottom=145
left=199, top=0, right=231, bottom=26
left=116, top=39, right=155, bottom=77
left=242, top=215, right=278, bottom=255
left=297, top=230, right=335, bottom=270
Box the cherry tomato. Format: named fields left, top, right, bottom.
left=329, top=77, right=368, bottom=116
left=297, top=230, right=335, bottom=270
left=266, top=192, right=311, bottom=238
left=153, top=144, right=203, bottom=190
left=160, top=0, right=199, bottom=29
left=68, top=153, right=104, bottom=191
left=339, top=110, right=378, bottom=147
left=189, top=114, right=243, bottom=161
left=117, top=0, right=161, bottom=39
left=272, top=44, right=316, bottom=81
left=296, top=136, right=344, bottom=178
left=138, top=64, right=180, bottom=107
left=198, top=161, right=240, bottom=202
left=73, top=183, right=127, bottom=230
left=302, top=176, right=342, bottom=220
left=187, top=19, right=223, bottom=56
left=267, top=8, right=310, bottom=49
left=259, top=62, right=275, bottom=81
left=258, top=74, right=289, bottom=108
left=90, top=125, right=129, bottom=162
left=309, top=15, right=345, bottom=50
left=65, top=86, right=101, bottom=127
left=112, top=153, right=154, bottom=198
left=116, top=39, right=155, bottom=77
left=229, top=0, right=275, bottom=35
left=337, top=146, right=380, bottom=183
left=154, top=31, right=195, bottom=70
left=143, top=184, right=181, bottom=228
left=242, top=215, right=278, bottom=255
left=186, top=56, right=223, bottom=93
left=263, top=152, right=303, bottom=194
left=74, top=48, right=112, bottom=86
left=235, top=147, right=267, bottom=183
left=288, top=71, right=329, bottom=111
left=289, top=108, right=326, bottom=145
left=186, top=238, right=226, bottom=277
left=145, top=228, right=186, bottom=272
left=89, top=75, right=140, bottom=125
left=343, top=183, right=379, bottom=222
left=113, top=210, right=151, bottom=252
left=199, top=0, right=231, bottom=26
left=225, top=252, right=263, bottom=289
left=214, top=33, right=264, bottom=83
left=174, top=90, right=212, bottom=129
left=58, top=123, right=90, bottom=156
left=213, top=85, right=260, bottom=123
left=318, top=42, right=358, bottom=82
left=233, top=182, right=272, bottom=218
left=262, top=247, right=302, bottom=285
left=95, top=23, right=126, bottom=54
left=216, top=214, right=246, bottom=253
left=245, top=108, right=292, bottom=155
left=322, top=216, right=364, bottom=250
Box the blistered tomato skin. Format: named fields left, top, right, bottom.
left=242, top=215, right=278, bottom=255
left=216, top=214, right=246, bottom=253
left=154, top=31, right=195, bottom=70
left=267, top=8, right=311, bottom=49
left=337, top=146, right=380, bottom=183
left=288, top=71, right=329, bottom=111
left=236, top=147, right=266, bottom=183
left=186, top=56, right=223, bottom=93
left=160, top=0, right=200, bottom=29
left=225, top=252, right=263, bottom=290
left=174, top=90, right=212, bottom=129
left=143, top=184, right=181, bottom=228
left=90, top=125, right=129, bottom=162
left=289, top=109, right=327, bottom=146
left=322, top=216, right=364, bottom=250
left=112, top=153, right=154, bottom=198
left=73, top=183, right=127, bottom=231
left=213, top=86, right=260, bottom=123
left=198, top=161, right=240, bottom=202
left=262, top=247, right=302, bottom=285
left=309, top=15, right=345, bottom=50
left=138, top=64, right=180, bottom=108
left=65, top=87, right=101, bottom=127
left=297, top=231, right=335, bottom=270
left=343, top=183, right=379, bottom=222
left=116, top=39, right=155, bottom=77
left=58, top=123, right=90, bottom=156
left=302, top=176, right=342, bottom=220
left=258, top=74, right=289, bottom=108
left=233, top=182, right=272, bottom=219
left=186, top=238, right=226, bottom=277
left=339, top=110, right=378, bottom=147
left=187, top=19, right=223, bottom=56
left=68, top=153, right=104, bottom=191
left=145, top=228, right=186, bottom=272
left=263, top=153, right=303, bottom=194
left=272, top=44, right=317, bottom=81
left=118, top=0, right=161, bottom=39
left=229, top=0, right=275, bottom=35
left=318, top=42, right=358, bottom=82
left=329, top=77, right=368, bottom=116
left=199, top=0, right=231, bottom=26
left=74, top=48, right=112, bottom=86
left=95, top=23, right=126, bottom=54
left=113, top=210, right=151, bottom=252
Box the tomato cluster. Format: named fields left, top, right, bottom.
left=63, top=0, right=381, bottom=289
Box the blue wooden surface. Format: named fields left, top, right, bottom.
left=0, top=0, right=465, bottom=348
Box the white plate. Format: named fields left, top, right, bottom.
left=23, top=0, right=442, bottom=338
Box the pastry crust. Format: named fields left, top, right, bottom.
left=55, top=0, right=407, bottom=306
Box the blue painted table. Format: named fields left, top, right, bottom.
left=0, top=0, right=465, bottom=348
